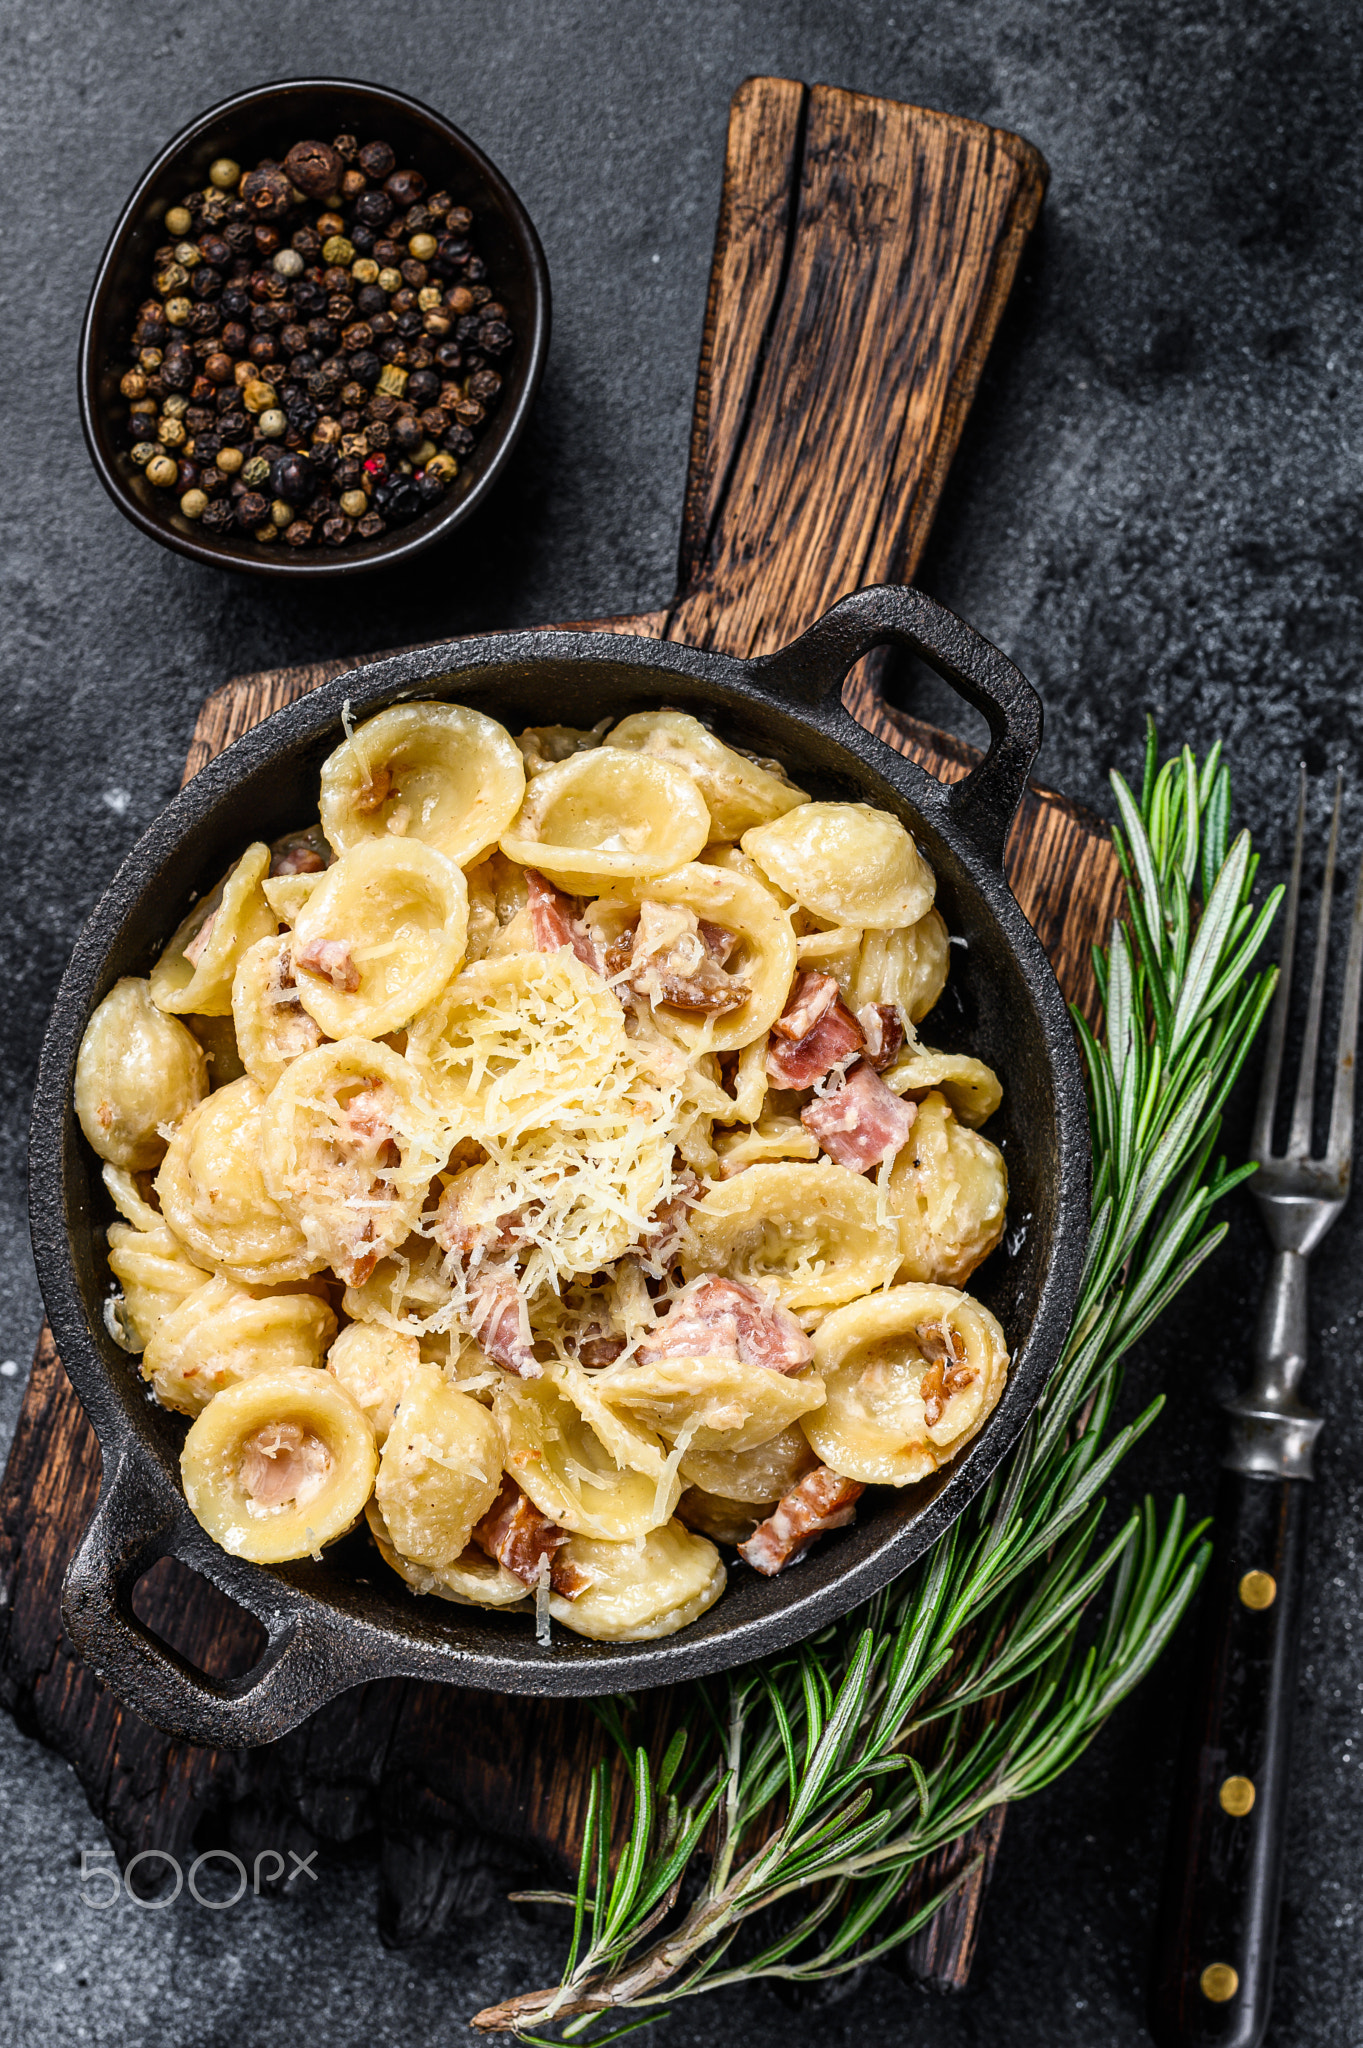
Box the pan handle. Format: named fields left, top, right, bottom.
left=63, top=1445, right=360, bottom=1749
left=747, top=584, right=1042, bottom=868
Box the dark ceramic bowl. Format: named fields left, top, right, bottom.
left=31, top=586, right=1090, bottom=1746
left=79, top=77, right=550, bottom=578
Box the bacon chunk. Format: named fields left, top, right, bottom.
left=639, top=1274, right=812, bottom=1375
left=473, top=1477, right=584, bottom=1596
left=738, top=1465, right=865, bottom=1576
left=354, top=765, right=394, bottom=814
left=635, top=1170, right=700, bottom=1270
left=857, top=1002, right=906, bottom=1072
left=526, top=869, right=605, bottom=976
left=801, top=1059, right=916, bottom=1172
left=182, top=908, right=219, bottom=968
left=296, top=935, right=361, bottom=993
left=239, top=1422, right=332, bottom=1510
left=468, top=1266, right=539, bottom=1377
left=269, top=833, right=328, bottom=876
left=698, top=919, right=740, bottom=966
left=766, top=972, right=865, bottom=1088
left=616, top=900, right=748, bottom=1015
left=916, top=1320, right=976, bottom=1426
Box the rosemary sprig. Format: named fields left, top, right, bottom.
left=473, top=725, right=1281, bottom=2041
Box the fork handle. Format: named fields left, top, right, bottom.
left=1149, top=1468, right=1309, bottom=2048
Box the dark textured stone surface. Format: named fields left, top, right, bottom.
left=2, top=2, right=1361, bottom=2043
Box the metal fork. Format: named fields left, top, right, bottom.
left=1152, top=769, right=1363, bottom=2048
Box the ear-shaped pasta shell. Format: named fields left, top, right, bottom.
left=715, top=1111, right=819, bottom=1175
left=259, top=1039, right=448, bottom=1284
left=341, top=1232, right=454, bottom=1332
left=327, top=1321, right=421, bottom=1443
left=365, top=1498, right=529, bottom=1607
left=499, top=748, right=710, bottom=887
left=678, top=1422, right=817, bottom=1502
left=592, top=862, right=798, bottom=1053
left=888, top=1091, right=1008, bottom=1286
left=741, top=803, right=935, bottom=930
left=884, top=1045, right=1003, bottom=1127
left=75, top=977, right=208, bottom=1169
left=150, top=843, right=276, bottom=1017
left=319, top=701, right=526, bottom=867
left=804, top=1283, right=1009, bottom=1485
left=181, top=1364, right=377, bottom=1563
left=408, top=949, right=626, bottom=1135
left=291, top=839, right=469, bottom=1040
left=605, top=709, right=809, bottom=841
left=681, top=1162, right=901, bottom=1310
left=594, top=1354, right=825, bottom=1454
left=144, top=1276, right=336, bottom=1416
left=106, top=1219, right=211, bottom=1351
left=374, top=1362, right=504, bottom=1569
left=262, top=871, right=324, bottom=926
left=844, top=912, right=950, bottom=1025
left=495, top=1371, right=679, bottom=1540
left=232, top=936, right=327, bottom=1091
left=548, top=1522, right=725, bottom=1641
left=676, top=1487, right=762, bottom=1546
left=157, top=1074, right=323, bottom=1286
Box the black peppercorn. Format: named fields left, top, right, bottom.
left=357, top=139, right=395, bottom=179
left=354, top=189, right=394, bottom=230
left=251, top=303, right=284, bottom=333
left=191, top=266, right=222, bottom=299
left=341, top=320, right=375, bottom=352
left=292, top=279, right=326, bottom=317
left=334, top=132, right=359, bottom=161
left=241, top=166, right=293, bottom=220
left=356, top=284, right=388, bottom=318
left=366, top=418, right=391, bottom=449
left=283, top=138, right=343, bottom=198
left=373, top=238, right=403, bottom=266
left=285, top=519, right=315, bottom=547
left=385, top=167, right=426, bottom=206
left=373, top=473, right=422, bottom=524
left=334, top=457, right=364, bottom=491
left=221, top=287, right=250, bottom=320
left=415, top=471, right=446, bottom=508
left=347, top=352, right=381, bottom=388
left=320, top=513, right=354, bottom=545
left=201, top=498, right=235, bottom=534
left=161, top=353, right=193, bottom=393
left=442, top=424, right=475, bottom=456
left=327, top=293, right=356, bottom=324
left=417, top=406, right=448, bottom=438
left=198, top=233, right=231, bottom=268
left=468, top=369, right=502, bottom=404
left=224, top=221, right=255, bottom=252
left=188, top=305, right=222, bottom=337
left=236, top=490, right=269, bottom=528
left=350, top=225, right=376, bottom=257
left=479, top=321, right=512, bottom=354
left=273, top=452, right=313, bottom=502
left=434, top=340, right=464, bottom=371
left=248, top=333, right=278, bottom=364
left=303, top=492, right=333, bottom=523
left=463, top=256, right=487, bottom=282
left=279, top=323, right=308, bottom=355
left=218, top=411, right=249, bottom=442
left=393, top=414, right=425, bottom=456
left=406, top=368, right=440, bottom=407
left=356, top=511, right=387, bottom=540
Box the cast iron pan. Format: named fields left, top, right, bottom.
left=29, top=584, right=1091, bottom=1747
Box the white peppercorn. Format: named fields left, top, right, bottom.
left=180, top=489, right=208, bottom=519
left=258, top=408, right=287, bottom=438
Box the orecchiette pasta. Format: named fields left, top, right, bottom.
left=888, top=1090, right=1008, bottom=1286
left=289, top=837, right=469, bottom=1040
left=180, top=1364, right=377, bottom=1563
left=884, top=1043, right=1004, bottom=1127
left=548, top=1523, right=725, bottom=1640
left=804, top=1284, right=1010, bottom=1485
left=500, top=748, right=711, bottom=887
left=741, top=802, right=935, bottom=930
left=143, top=1275, right=336, bottom=1415
left=319, top=701, right=526, bottom=867
left=681, top=1163, right=901, bottom=1311
left=495, top=1369, right=679, bottom=1540
left=157, top=1074, right=323, bottom=1286
left=76, top=695, right=1013, bottom=1645
left=374, top=1362, right=504, bottom=1568
left=604, top=709, right=809, bottom=841
left=149, top=842, right=276, bottom=1016
left=75, top=977, right=207, bottom=1168
left=259, top=1039, right=447, bottom=1285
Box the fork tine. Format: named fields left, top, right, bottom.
left=1253, top=763, right=1306, bottom=1161
left=1287, top=770, right=1344, bottom=1158
left=1326, top=844, right=1363, bottom=1171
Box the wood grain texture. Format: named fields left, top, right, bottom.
left=3, top=77, right=1076, bottom=1991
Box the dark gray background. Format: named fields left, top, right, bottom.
left=2, top=2, right=1360, bottom=2042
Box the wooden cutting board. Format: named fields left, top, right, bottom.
left=0, top=79, right=1121, bottom=1990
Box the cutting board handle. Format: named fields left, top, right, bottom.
left=666, top=79, right=1046, bottom=660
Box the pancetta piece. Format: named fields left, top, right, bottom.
left=635, top=1170, right=701, bottom=1269
left=526, top=869, right=606, bottom=976
left=766, top=971, right=865, bottom=1088
left=614, top=900, right=749, bottom=1015
left=802, top=1059, right=916, bottom=1173
left=473, top=1476, right=586, bottom=1595
left=467, top=1265, right=538, bottom=1377
left=738, top=1464, right=865, bottom=1575
left=295, top=935, right=361, bottom=994
left=857, top=1002, right=906, bottom=1072
left=639, top=1273, right=812, bottom=1375
left=239, top=1421, right=333, bottom=1511
left=916, top=1320, right=978, bottom=1425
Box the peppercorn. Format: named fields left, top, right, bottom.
left=157, top=416, right=187, bottom=448
left=334, top=132, right=359, bottom=162
left=254, top=521, right=279, bottom=542
left=374, top=238, right=403, bottom=265
left=417, top=406, right=448, bottom=439
left=248, top=334, right=278, bottom=365
left=357, top=139, right=395, bottom=179
left=312, top=417, right=342, bottom=448
left=341, top=168, right=367, bottom=200
left=316, top=211, right=346, bottom=237
left=272, top=248, right=304, bottom=281
left=179, top=487, right=208, bottom=519
left=327, top=293, right=356, bottom=325
left=217, top=445, right=245, bottom=475
left=200, top=497, right=234, bottom=533
left=240, top=454, right=272, bottom=490
left=236, top=490, right=268, bottom=528
left=434, top=341, right=463, bottom=371
left=342, top=320, right=374, bottom=352
left=335, top=456, right=365, bottom=489
left=443, top=423, right=475, bottom=455
left=373, top=473, right=422, bottom=524
left=164, top=297, right=193, bottom=328
left=165, top=205, right=193, bottom=237
left=424, top=451, right=458, bottom=484
left=337, top=487, right=367, bottom=517
left=356, top=284, right=389, bottom=319
left=366, top=418, right=391, bottom=450
left=385, top=167, right=426, bottom=206
left=284, top=519, right=314, bottom=546
left=209, top=158, right=240, bottom=191
left=415, top=471, right=446, bottom=508
left=243, top=378, right=276, bottom=413
left=283, top=139, right=343, bottom=198
left=320, top=513, right=354, bottom=545
left=146, top=454, right=179, bottom=488
left=120, top=369, right=148, bottom=401
left=185, top=406, right=215, bottom=436
left=377, top=266, right=403, bottom=295
left=258, top=408, right=287, bottom=438
left=408, top=233, right=437, bottom=263
left=241, top=166, right=292, bottom=220
left=130, top=441, right=156, bottom=467
left=321, top=234, right=356, bottom=268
